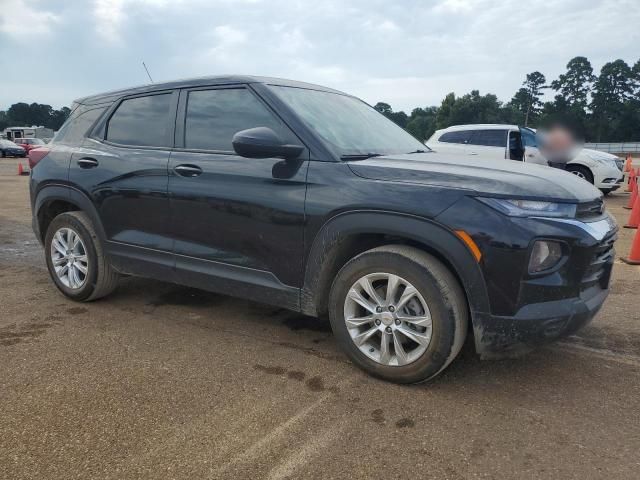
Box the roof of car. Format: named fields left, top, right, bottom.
left=438, top=124, right=520, bottom=132
left=74, top=75, right=347, bottom=106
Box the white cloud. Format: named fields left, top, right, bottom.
left=2, top=0, right=640, bottom=112
left=93, top=0, right=173, bottom=43
left=0, top=0, right=60, bottom=40
left=94, top=0, right=126, bottom=43
left=433, top=0, right=474, bottom=14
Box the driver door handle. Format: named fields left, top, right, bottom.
left=77, top=157, right=99, bottom=169
left=174, top=164, right=203, bottom=177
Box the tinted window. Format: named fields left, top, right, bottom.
left=53, top=105, right=108, bottom=145
left=468, top=129, right=507, bottom=147
left=185, top=88, right=284, bottom=151
left=107, top=94, right=172, bottom=147
left=439, top=131, right=472, bottom=144
left=521, top=128, right=538, bottom=147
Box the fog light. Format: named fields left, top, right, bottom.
left=529, top=240, right=563, bottom=273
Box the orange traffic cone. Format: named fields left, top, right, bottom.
left=621, top=226, right=640, bottom=265
left=626, top=166, right=635, bottom=192
left=624, top=155, right=631, bottom=172
left=624, top=193, right=640, bottom=229
left=17, top=163, right=23, bottom=175
left=624, top=173, right=637, bottom=209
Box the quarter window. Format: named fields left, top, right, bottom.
left=184, top=88, right=284, bottom=151
left=106, top=94, right=172, bottom=147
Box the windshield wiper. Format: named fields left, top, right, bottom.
left=340, top=153, right=383, bottom=160
left=406, top=149, right=428, bottom=154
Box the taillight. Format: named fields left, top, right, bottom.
left=28, top=147, right=50, bottom=169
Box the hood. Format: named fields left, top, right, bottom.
left=347, top=152, right=602, bottom=203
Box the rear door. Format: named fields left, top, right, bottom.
left=168, top=85, right=308, bottom=300
left=431, top=130, right=471, bottom=154
left=465, top=129, right=508, bottom=159
left=69, top=91, right=178, bottom=276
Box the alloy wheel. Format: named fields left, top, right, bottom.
left=343, top=272, right=432, bottom=366
left=50, top=227, right=88, bottom=289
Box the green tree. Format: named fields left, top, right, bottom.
left=406, top=107, right=438, bottom=141
left=373, top=102, right=408, bottom=128
left=509, top=71, right=547, bottom=126
left=550, top=56, right=595, bottom=109
left=590, top=59, right=636, bottom=141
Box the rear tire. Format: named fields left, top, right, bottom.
left=328, top=245, right=468, bottom=384
left=45, top=211, right=119, bottom=302
left=566, top=165, right=594, bottom=184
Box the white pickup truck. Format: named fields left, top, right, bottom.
left=426, top=124, right=624, bottom=194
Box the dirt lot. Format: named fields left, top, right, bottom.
left=1, top=157, right=639, bottom=479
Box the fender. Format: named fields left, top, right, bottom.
left=301, top=210, right=491, bottom=325
left=34, top=184, right=107, bottom=243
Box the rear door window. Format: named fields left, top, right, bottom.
left=439, top=131, right=472, bottom=144
left=183, top=88, right=285, bottom=151
left=468, top=129, right=507, bottom=147
left=106, top=94, right=172, bottom=147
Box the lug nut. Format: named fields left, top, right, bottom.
left=385, top=326, right=392, bottom=333
left=376, top=306, right=383, bottom=313
left=375, top=319, right=381, bottom=326
left=395, top=319, right=401, bottom=325
left=388, top=305, right=395, bottom=312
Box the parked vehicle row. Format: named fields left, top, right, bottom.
left=0, top=139, right=26, bottom=157
left=427, top=124, right=624, bottom=194
left=30, top=76, right=617, bottom=383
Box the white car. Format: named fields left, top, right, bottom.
left=426, top=124, right=624, bottom=194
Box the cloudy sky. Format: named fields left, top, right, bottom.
left=0, top=0, right=638, bottom=112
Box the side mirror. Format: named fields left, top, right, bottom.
left=232, top=127, right=303, bottom=160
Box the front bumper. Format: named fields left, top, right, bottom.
left=474, top=284, right=610, bottom=358
left=473, top=219, right=616, bottom=358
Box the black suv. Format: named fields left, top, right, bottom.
left=30, top=76, right=617, bottom=383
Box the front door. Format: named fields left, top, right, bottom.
left=168, top=86, right=308, bottom=304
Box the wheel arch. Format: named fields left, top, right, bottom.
left=301, top=211, right=490, bottom=327
left=35, top=185, right=106, bottom=243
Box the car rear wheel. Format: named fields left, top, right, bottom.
left=566, top=165, right=594, bottom=184
left=45, top=211, right=119, bottom=301
left=328, top=245, right=468, bottom=383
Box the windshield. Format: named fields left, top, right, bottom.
left=30, top=138, right=45, bottom=145
left=271, top=86, right=426, bottom=157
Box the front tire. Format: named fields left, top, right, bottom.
left=45, top=211, right=119, bottom=301
left=328, top=245, right=468, bottom=384
left=566, top=165, right=594, bottom=184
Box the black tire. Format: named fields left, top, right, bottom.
left=45, top=211, right=119, bottom=301
left=328, top=245, right=468, bottom=384
left=1, top=150, right=5, bottom=158
left=566, top=165, right=594, bottom=184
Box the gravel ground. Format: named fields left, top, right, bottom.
left=1, top=157, right=639, bottom=479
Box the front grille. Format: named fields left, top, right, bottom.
left=581, top=230, right=616, bottom=290
left=576, top=199, right=604, bottom=220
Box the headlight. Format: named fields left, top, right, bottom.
left=529, top=240, right=563, bottom=273
left=477, top=197, right=577, bottom=218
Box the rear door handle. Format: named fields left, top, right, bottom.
left=77, top=157, right=99, bottom=168
left=174, top=164, right=203, bottom=177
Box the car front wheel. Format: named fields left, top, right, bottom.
left=566, top=165, right=594, bottom=184
left=328, top=245, right=468, bottom=384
